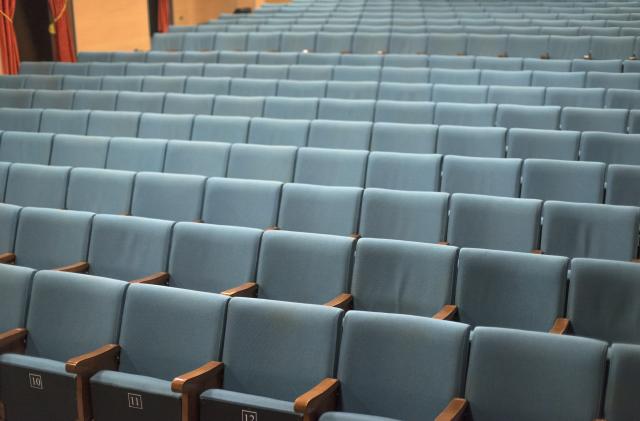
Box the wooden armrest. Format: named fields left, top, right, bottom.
left=497, top=52, right=507, bottom=58
left=0, top=328, right=27, bottom=354
left=56, top=261, right=89, bottom=273
left=0, top=252, right=16, bottom=264
left=632, top=259, right=640, bottom=263
left=350, top=233, right=361, bottom=240
left=194, top=219, right=204, bottom=223
left=531, top=249, right=544, bottom=255
left=340, top=50, right=351, bottom=54
left=376, top=50, right=386, bottom=55
left=628, top=55, right=637, bottom=61
left=432, top=305, right=458, bottom=321
left=221, top=282, right=258, bottom=297
left=131, top=272, right=169, bottom=285
left=549, top=318, right=571, bottom=335
left=437, top=241, right=449, bottom=246
left=435, top=398, right=468, bottom=421
left=294, top=378, right=339, bottom=421
left=540, top=52, right=550, bottom=59
left=583, top=53, right=593, bottom=60
left=324, top=293, right=352, bottom=311
left=66, top=344, right=121, bottom=377
left=265, top=226, right=280, bottom=231
left=171, top=361, right=224, bottom=394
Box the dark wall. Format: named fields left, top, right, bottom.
left=148, top=0, right=159, bottom=34
left=14, top=0, right=53, bottom=61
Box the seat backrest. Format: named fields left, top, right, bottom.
left=168, top=222, right=261, bottom=293
left=496, top=104, right=561, bottom=130
left=437, top=126, right=506, bottom=158
left=5, top=163, right=70, bottom=209
left=278, top=183, right=362, bottom=236
left=138, top=113, right=195, bottom=140
left=606, top=164, right=640, bottom=207
left=191, top=115, right=250, bottom=143
left=434, top=103, right=496, bottom=127
left=365, top=151, right=440, bottom=192
left=359, top=188, right=448, bottom=244
left=247, top=117, right=310, bottom=147
left=580, top=132, right=640, bottom=166
left=164, top=140, right=230, bottom=178
left=448, top=193, right=542, bottom=253
left=25, top=270, right=127, bottom=361
left=488, top=86, right=544, bottom=106
left=213, top=95, right=265, bottom=118
left=465, top=326, right=608, bottom=421
left=541, top=201, right=640, bottom=261
left=604, top=343, right=640, bottom=421
left=352, top=238, right=457, bottom=316
left=66, top=168, right=135, bottom=215
left=521, top=159, right=605, bottom=203
left=117, top=283, right=228, bottom=379
left=88, top=214, right=173, bottom=280
left=308, top=119, right=372, bottom=150
left=567, top=258, right=640, bottom=344
left=506, top=128, right=579, bottom=161
left=221, top=297, right=342, bottom=400
left=456, top=248, right=568, bottom=332
left=106, top=137, right=167, bottom=172
left=50, top=134, right=109, bottom=168
left=256, top=230, right=353, bottom=304
left=318, top=98, right=375, bottom=122
left=86, top=110, right=141, bottom=138
left=131, top=172, right=206, bottom=222
left=116, top=92, right=165, bottom=114
left=0, top=264, right=34, bottom=332
left=294, top=147, right=368, bottom=187
left=14, top=208, right=93, bottom=270
left=0, top=203, right=20, bottom=254
left=560, top=107, right=628, bottom=133
left=202, top=177, right=282, bottom=229
left=0, top=108, right=41, bottom=132
left=228, top=143, right=297, bottom=183
left=0, top=131, right=52, bottom=165
left=40, top=109, right=89, bottom=136
left=32, top=89, right=74, bottom=109
left=441, top=156, right=521, bottom=198
left=337, top=311, right=470, bottom=419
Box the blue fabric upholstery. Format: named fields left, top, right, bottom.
left=0, top=132, right=52, bottom=165
left=50, top=134, right=109, bottom=168
left=541, top=201, right=640, bottom=261
left=168, top=222, right=261, bottom=292
left=131, top=172, right=206, bottom=222
left=448, top=193, right=542, bottom=252
left=506, top=128, right=579, bottom=160
left=351, top=239, right=457, bottom=316
left=14, top=207, right=93, bottom=270
left=456, top=248, right=568, bottom=331
left=192, top=115, right=250, bottom=143
left=208, top=297, right=341, bottom=401
left=0, top=264, right=35, bottom=332
left=308, top=120, right=372, bottom=150
left=465, top=327, right=607, bottom=421
left=164, top=140, right=230, bottom=177
left=88, top=214, right=173, bottom=280
left=521, top=159, right=605, bottom=203
left=106, top=137, right=166, bottom=172
left=228, top=143, right=297, bottom=183
left=5, top=163, right=69, bottom=208
left=441, top=156, right=521, bottom=197
left=360, top=189, right=448, bottom=243
left=256, top=230, right=353, bottom=304
left=66, top=168, right=134, bottom=215
left=278, top=183, right=362, bottom=235
left=331, top=311, right=470, bottom=420
left=567, top=258, right=640, bottom=344
left=202, top=178, right=282, bottom=229
left=294, top=147, right=368, bottom=187
left=604, top=343, right=640, bottom=421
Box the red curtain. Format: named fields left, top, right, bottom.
left=0, top=0, right=19, bottom=74
left=48, top=0, right=76, bottom=62
left=158, top=0, right=170, bottom=33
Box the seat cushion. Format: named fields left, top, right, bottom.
left=320, top=413, right=400, bottom=421
left=201, top=388, right=296, bottom=415
left=91, top=370, right=179, bottom=399
left=0, top=353, right=72, bottom=378
left=90, top=370, right=181, bottom=420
